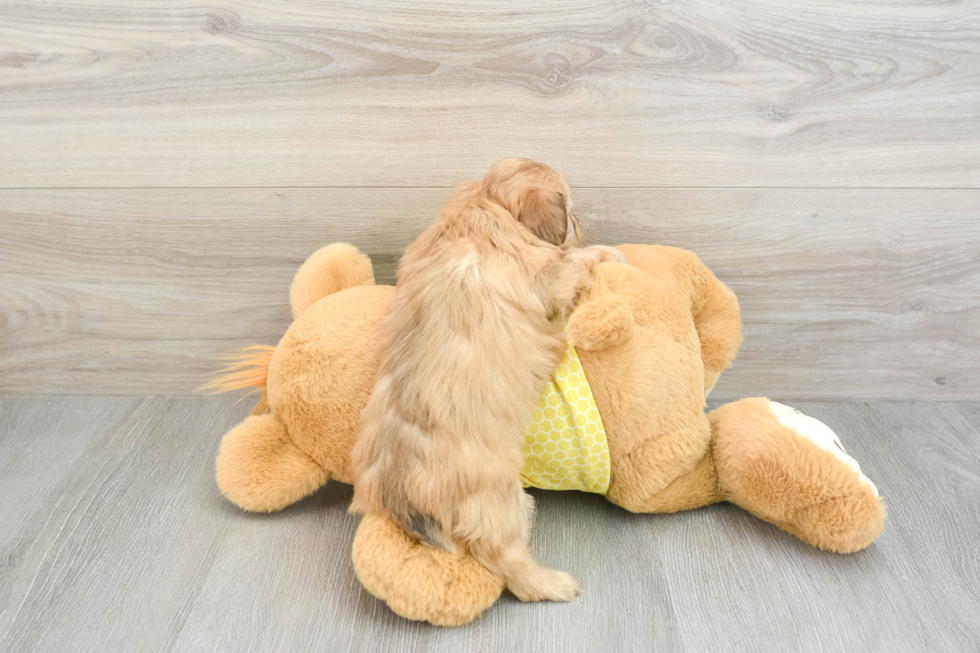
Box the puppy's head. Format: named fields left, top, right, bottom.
left=481, top=158, right=583, bottom=247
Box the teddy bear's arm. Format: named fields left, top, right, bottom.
left=690, top=266, right=741, bottom=395
left=618, top=245, right=742, bottom=395
left=565, top=293, right=634, bottom=351
left=216, top=413, right=329, bottom=512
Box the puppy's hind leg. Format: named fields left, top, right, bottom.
left=498, top=548, right=580, bottom=603
left=460, top=487, right=580, bottom=603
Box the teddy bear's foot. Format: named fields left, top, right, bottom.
left=709, top=398, right=885, bottom=553
left=352, top=514, right=504, bottom=626
left=216, top=413, right=330, bottom=512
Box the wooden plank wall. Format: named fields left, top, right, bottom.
left=1, top=0, right=978, bottom=399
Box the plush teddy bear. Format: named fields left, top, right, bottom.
left=209, top=242, right=885, bottom=627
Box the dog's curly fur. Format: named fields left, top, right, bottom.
left=350, top=158, right=623, bottom=602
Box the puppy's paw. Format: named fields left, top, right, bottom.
left=509, top=567, right=581, bottom=603
left=541, top=569, right=581, bottom=602
left=585, top=245, right=628, bottom=265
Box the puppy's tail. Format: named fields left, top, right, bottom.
left=391, top=510, right=456, bottom=553
left=198, top=345, right=276, bottom=415
left=369, top=484, right=455, bottom=553
left=392, top=506, right=456, bottom=554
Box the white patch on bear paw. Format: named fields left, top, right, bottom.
left=767, top=401, right=880, bottom=498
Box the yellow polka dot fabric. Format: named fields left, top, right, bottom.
left=520, top=345, right=611, bottom=494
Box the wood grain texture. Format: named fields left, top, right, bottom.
left=855, top=402, right=980, bottom=650
left=0, top=0, right=978, bottom=187
left=2, top=188, right=977, bottom=399
left=0, top=396, right=978, bottom=652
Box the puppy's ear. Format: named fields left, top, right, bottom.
left=516, top=188, right=567, bottom=246
left=563, top=211, right=584, bottom=248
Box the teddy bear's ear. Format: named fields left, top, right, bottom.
left=566, top=294, right=635, bottom=351
left=290, top=243, right=375, bottom=318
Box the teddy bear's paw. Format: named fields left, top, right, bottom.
left=566, top=295, right=634, bottom=351
left=507, top=566, right=581, bottom=603
left=352, top=514, right=503, bottom=626
left=216, top=413, right=329, bottom=512
left=767, top=401, right=879, bottom=498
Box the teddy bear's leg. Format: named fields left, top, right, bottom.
left=605, top=411, right=728, bottom=514
left=289, top=243, right=376, bottom=318
left=619, top=450, right=724, bottom=513
left=708, top=398, right=885, bottom=553
left=215, top=413, right=330, bottom=512
left=351, top=513, right=504, bottom=626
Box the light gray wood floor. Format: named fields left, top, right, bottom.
left=1, top=395, right=977, bottom=652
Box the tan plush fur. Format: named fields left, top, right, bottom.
left=289, top=243, right=375, bottom=318
left=216, top=413, right=328, bottom=512
left=352, top=514, right=504, bottom=626
left=350, top=159, right=623, bottom=603
left=709, top=398, right=886, bottom=554
left=208, top=245, right=393, bottom=512
left=209, top=241, right=886, bottom=626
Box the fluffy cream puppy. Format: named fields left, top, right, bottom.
left=350, top=158, right=623, bottom=602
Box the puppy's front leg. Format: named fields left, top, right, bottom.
left=547, top=245, right=627, bottom=314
